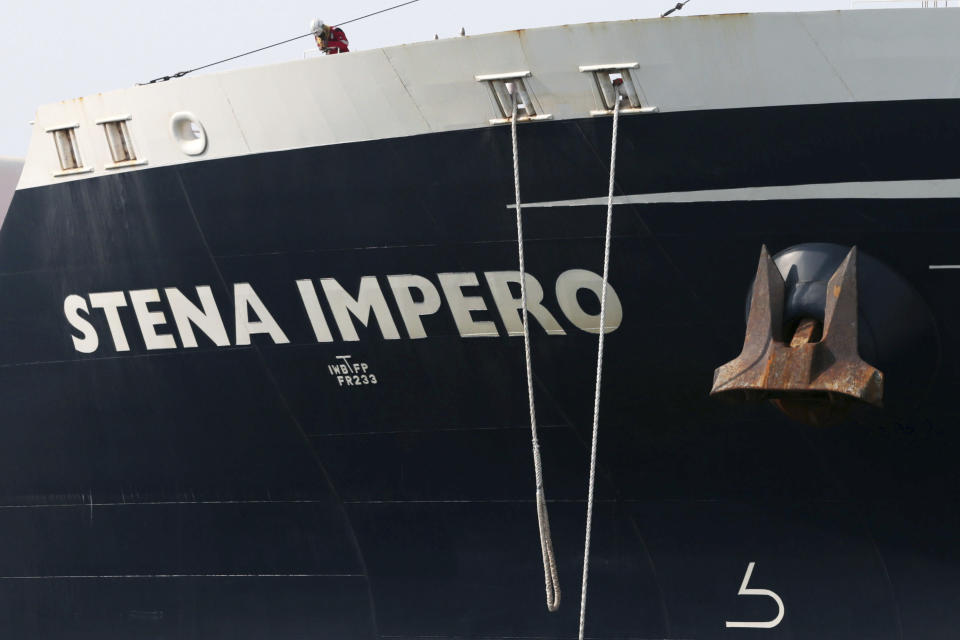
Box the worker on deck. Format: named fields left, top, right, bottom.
left=310, top=19, right=349, bottom=54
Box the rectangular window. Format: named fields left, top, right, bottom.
left=102, top=119, right=135, bottom=163
left=52, top=127, right=81, bottom=171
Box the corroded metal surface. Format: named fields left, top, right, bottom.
left=711, top=246, right=884, bottom=416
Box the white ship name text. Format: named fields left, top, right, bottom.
left=62, top=269, right=622, bottom=354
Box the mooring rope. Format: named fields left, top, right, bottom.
left=578, top=91, right=623, bottom=640
left=511, top=93, right=561, bottom=613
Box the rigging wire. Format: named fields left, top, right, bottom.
left=661, top=0, right=693, bottom=17
left=140, top=0, right=425, bottom=85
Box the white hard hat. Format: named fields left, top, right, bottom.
left=309, top=18, right=325, bottom=35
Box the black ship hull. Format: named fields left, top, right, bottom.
left=2, top=99, right=959, bottom=638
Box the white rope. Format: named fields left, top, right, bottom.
left=578, top=92, right=623, bottom=640
left=511, top=94, right=561, bottom=613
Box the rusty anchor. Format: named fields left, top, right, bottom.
left=711, top=245, right=883, bottom=425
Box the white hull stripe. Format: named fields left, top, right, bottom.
left=510, top=179, right=960, bottom=209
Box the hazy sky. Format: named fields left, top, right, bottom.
left=0, top=0, right=932, bottom=156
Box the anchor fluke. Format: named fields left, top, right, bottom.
left=711, top=245, right=883, bottom=425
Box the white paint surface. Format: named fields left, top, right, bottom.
left=4, top=1, right=878, bottom=157
left=17, top=9, right=960, bottom=190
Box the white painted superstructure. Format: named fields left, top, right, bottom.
left=18, top=9, right=960, bottom=189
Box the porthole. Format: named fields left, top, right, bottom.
left=169, top=112, right=207, bottom=156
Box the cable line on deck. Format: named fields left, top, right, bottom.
left=140, top=0, right=425, bottom=84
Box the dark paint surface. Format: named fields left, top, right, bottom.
left=0, top=100, right=958, bottom=638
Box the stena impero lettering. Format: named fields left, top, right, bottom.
left=62, top=269, right=622, bottom=354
